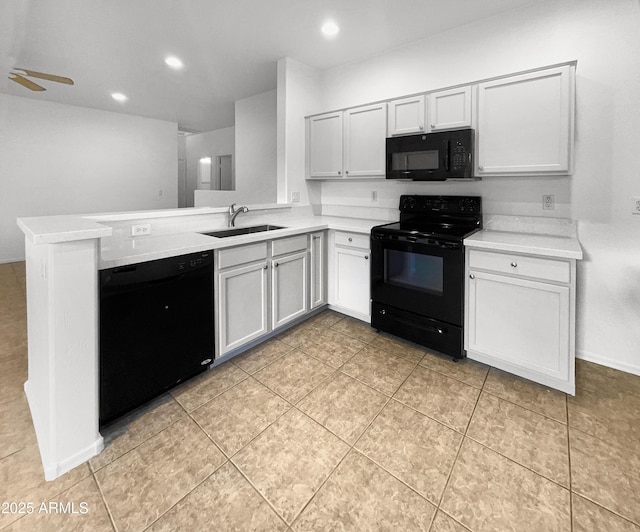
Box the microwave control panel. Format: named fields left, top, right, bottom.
left=451, top=142, right=469, bottom=171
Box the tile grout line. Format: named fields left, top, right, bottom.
left=291, top=353, right=442, bottom=527
left=432, top=368, right=485, bottom=516
left=140, top=460, right=227, bottom=531
left=479, top=386, right=568, bottom=425
left=218, top=318, right=400, bottom=527
left=569, top=492, right=640, bottom=529
left=225, top=459, right=290, bottom=530
left=91, top=469, right=119, bottom=532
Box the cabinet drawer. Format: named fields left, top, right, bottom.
left=335, top=231, right=370, bottom=249
left=468, top=249, right=570, bottom=283
left=272, top=234, right=308, bottom=257
left=218, top=242, right=267, bottom=269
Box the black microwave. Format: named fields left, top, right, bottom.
left=386, top=128, right=474, bottom=181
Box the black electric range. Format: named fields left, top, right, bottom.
left=370, top=195, right=482, bottom=358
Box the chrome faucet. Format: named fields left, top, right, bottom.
left=228, top=203, right=249, bottom=227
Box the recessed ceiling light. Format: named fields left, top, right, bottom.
left=111, top=92, right=127, bottom=103
left=165, top=56, right=184, bottom=70
left=321, top=21, right=339, bottom=38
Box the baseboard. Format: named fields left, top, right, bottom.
left=576, top=350, right=640, bottom=377
left=25, top=380, right=104, bottom=482
left=49, top=438, right=104, bottom=481
left=0, top=257, right=25, bottom=264
left=327, top=304, right=370, bottom=324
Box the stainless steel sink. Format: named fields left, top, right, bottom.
left=201, top=225, right=285, bottom=238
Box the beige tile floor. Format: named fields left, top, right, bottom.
left=1, top=261, right=640, bottom=531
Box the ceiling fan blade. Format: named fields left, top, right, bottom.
left=14, top=68, right=74, bottom=85
left=9, top=73, right=46, bottom=91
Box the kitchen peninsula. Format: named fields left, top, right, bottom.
left=17, top=204, right=381, bottom=480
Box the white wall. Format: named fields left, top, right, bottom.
left=195, top=90, right=277, bottom=207
left=277, top=58, right=322, bottom=207
left=0, top=94, right=178, bottom=262
left=300, top=0, right=640, bottom=374
left=185, top=127, right=235, bottom=206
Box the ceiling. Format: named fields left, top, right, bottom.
left=0, top=0, right=534, bottom=132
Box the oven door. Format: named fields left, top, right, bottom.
left=370, top=233, right=464, bottom=326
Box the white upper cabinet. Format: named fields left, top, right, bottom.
left=308, top=111, right=344, bottom=178
left=476, top=65, right=575, bottom=176
left=343, top=103, right=387, bottom=178
left=387, top=95, right=426, bottom=136
left=429, top=86, right=472, bottom=131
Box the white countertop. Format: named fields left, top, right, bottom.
left=17, top=215, right=113, bottom=244
left=100, top=216, right=382, bottom=269
left=464, top=229, right=583, bottom=260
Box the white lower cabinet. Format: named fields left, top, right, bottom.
left=218, top=257, right=269, bottom=356
left=465, top=248, right=576, bottom=394
left=216, top=232, right=325, bottom=357
left=329, top=231, right=371, bottom=321
left=272, top=250, right=308, bottom=329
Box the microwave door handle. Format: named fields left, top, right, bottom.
left=443, top=140, right=450, bottom=171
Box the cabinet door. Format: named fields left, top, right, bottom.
left=429, top=86, right=472, bottom=131
left=477, top=65, right=574, bottom=175
left=309, top=232, right=326, bottom=310
left=387, top=95, right=426, bottom=136
left=334, top=246, right=370, bottom=316
left=272, top=251, right=308, bottom=329
left=466, top=270, right=570, bottom=382
left=343, top=103, right=386, bottom=178
left=308, top=112, right=344, bottom=178
left=218, top=261, right=269, bottom=355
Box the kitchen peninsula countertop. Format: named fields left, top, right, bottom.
left=100, top=216, right=381, bottom=269
left=18, top=208, right=385, bottom=270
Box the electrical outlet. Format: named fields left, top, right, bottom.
left=543, top=194, right=555, bottom=210
left=371, top=190, right=378, bottom=202
left=291, top=191, right=300, bottom=203
left=633, top=197, right=640, bottom=215
left=131, top=223, right=152, bottom=236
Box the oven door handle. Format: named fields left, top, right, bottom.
left=379, top=310, right=447, bottom=335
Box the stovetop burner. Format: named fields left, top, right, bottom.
left=372, top=195, right=482, bottom=242
left=372, top=220, right=480, bottom=240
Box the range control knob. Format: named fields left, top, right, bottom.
left=402, top=196, right=417, bottom=210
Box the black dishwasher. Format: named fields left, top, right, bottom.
left=99, top=251, right=214, bottom=426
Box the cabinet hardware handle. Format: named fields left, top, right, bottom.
left=469, top=274, right=475, bottom=279
left=345, top=170, right=349, bottom=174
left=312, top=235, right=320, bottom=239
left=348, top=237, right=353, bottom=242
left=275, top=262, right=279, bottom=267
left=364, top=255, right=369, bottom=260
left=419, top=125, right=424, bottom=130
left=431, top=124, right=435, bottom=128
left=338, top=171, right=341, bottom=175
left=510, top=262, right=518, bottom=268
left=478, top=165, right=484, bottom=170
left=380, top=309, right=386, bottom=315
left=263, top=265, right=268, bottom=270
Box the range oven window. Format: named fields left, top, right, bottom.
left=390, top=150, right=439, bottom=171
left=384, top=249, right=443, bottom=295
